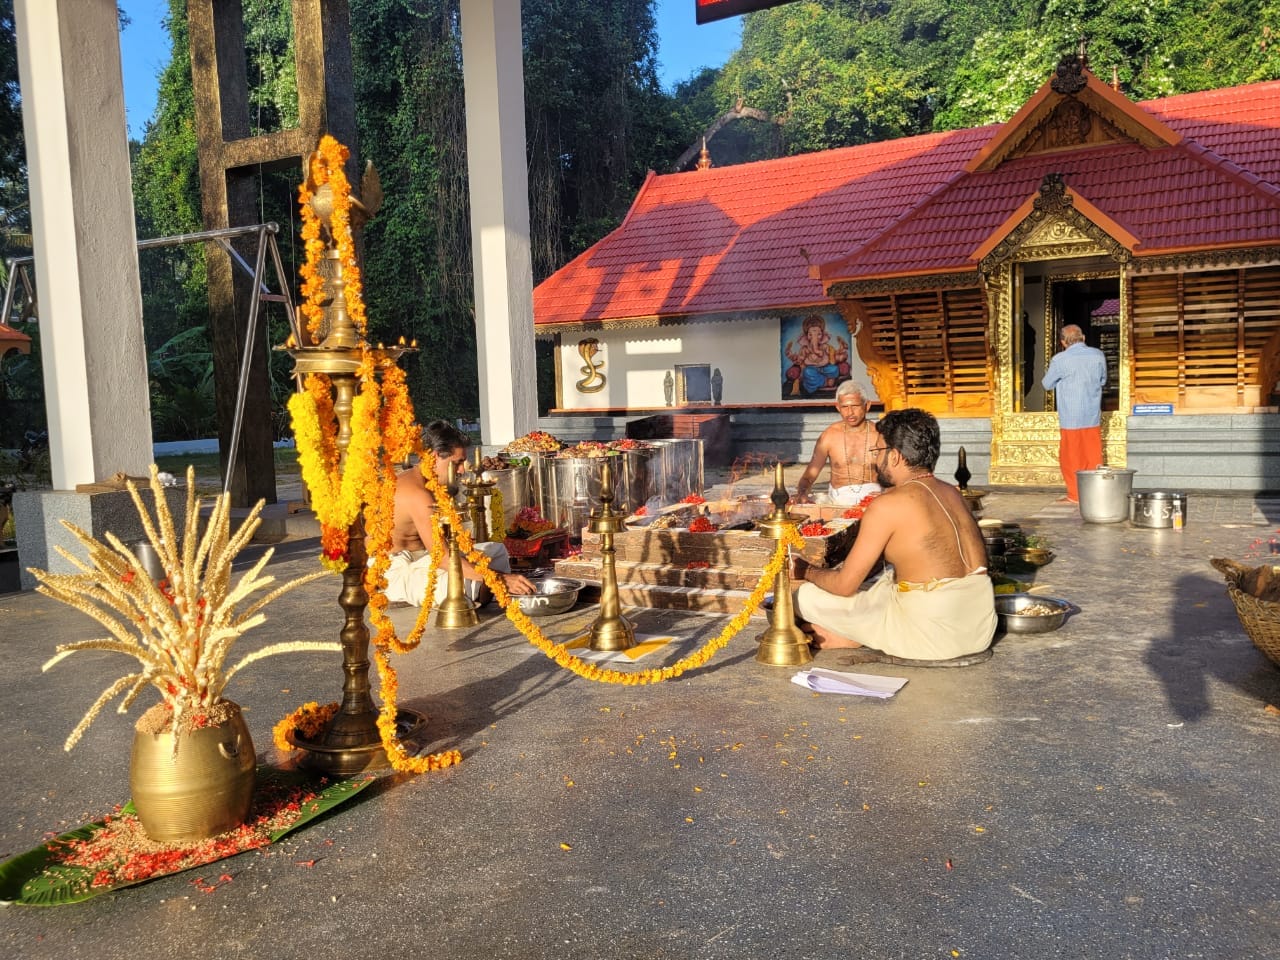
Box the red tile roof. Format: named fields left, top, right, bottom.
left=534, top=78, right=1280, bottom=328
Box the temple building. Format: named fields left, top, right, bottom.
left=533, top=58, right=1280, bottom=490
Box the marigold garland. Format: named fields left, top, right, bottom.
left=273, top=700, right=340, bottom=752
left=297, top=136, right=367, bottom=340
left=421, top=465, right=803, bottom=684
left=288, top=134, right=798, bottom=774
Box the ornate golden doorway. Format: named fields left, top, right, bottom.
left=988, top=244, right=1131, bottom=483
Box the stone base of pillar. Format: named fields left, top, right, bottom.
left=13, top=488, right=188, bottom=591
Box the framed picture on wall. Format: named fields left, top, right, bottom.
left=675, top=363, right=713, bottom=405
left=780, top=312, right=852, bottom=400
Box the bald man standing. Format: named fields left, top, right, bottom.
left=1042, top=324, right=1106, bottom=503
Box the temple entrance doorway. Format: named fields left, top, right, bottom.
left=989, top=260, right=1129, bottom=486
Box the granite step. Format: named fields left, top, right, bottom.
left=554, top=557, right=773, bottom=618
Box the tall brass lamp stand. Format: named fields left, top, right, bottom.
left=754, top=463, right=814, bottom=666
left=283, top=184, right=424, bottom=774
left=588, top=457, right=636, bottom=652
left=435, top=461, right=480, bottom=629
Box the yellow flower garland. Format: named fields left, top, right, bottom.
left=420, top=465, right=801, bottom=684
left=288, top=134, right=795, bottom=774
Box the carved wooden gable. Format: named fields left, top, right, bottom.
left=965, top=57, right=1180, bottom=174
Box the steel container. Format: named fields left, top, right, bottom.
left=642, top=438, right=705, bottom=506
left=995, top=594, right=1070, bottom=634
left=1077, top=467, right=1136, bottom=523
left=533, top=452, right=647, bottom=536
left=1129, top=491, right=1188, bottom=528
left=485, top=462, right=531, bottom=530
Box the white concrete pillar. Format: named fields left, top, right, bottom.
left=460, top=0, right=538, bottom=445
left=13, top=0, right=151, bottom=489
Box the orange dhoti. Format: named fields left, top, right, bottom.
left=1059, top=426, right=1103, bottom=502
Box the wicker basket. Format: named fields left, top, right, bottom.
left=1212, top=558, right=1280, bottom=668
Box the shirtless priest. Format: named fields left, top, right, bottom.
left=792, top=408, right=996, bottom=661
left=385, top=419, right=535, bottom=606
left=793, top=381, right=882, bottom=505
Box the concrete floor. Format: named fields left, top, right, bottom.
left=3, top=479, right=1280, bottom=959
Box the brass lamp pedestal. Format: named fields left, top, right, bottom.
left=435, top=463, right=479, bottom=629
left=588, top=458, right=635, bottom=652
left=754, top=462, right=814, bottom=667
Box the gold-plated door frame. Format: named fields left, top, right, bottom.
left=988, top=261, right=1130, bottom=485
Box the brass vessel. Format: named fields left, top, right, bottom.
left=129, top=701, right=255, bottom=843
left=588, top=457, right=635, bottom=651
left=754, top=462, right=813, bottom=666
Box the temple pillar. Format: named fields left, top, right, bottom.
left=13, top=0, right=151, bottom=489
left=460, top=0, right=537, bottom=445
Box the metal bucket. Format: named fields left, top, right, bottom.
left=1129, top=491, right=1188, bottom=528
left=130, top=540, right=167, bottom=581
left=1077, top=468, right=1136, bottom=524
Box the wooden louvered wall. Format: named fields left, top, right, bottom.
left=1130, top=266, right=1280, bottom=409
left=854, top=287, right=992, bottom=414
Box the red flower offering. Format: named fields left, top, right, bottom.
left=681, top=493, right=706, bottom=505
left=799, top=521, right=830, bottom=537
left=688, top=517, right=717, bottom=533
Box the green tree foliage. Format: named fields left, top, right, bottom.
left=352, top=0, right=677, bottom=420
left=131, top=0, right=300, bottom=440
left=681, top=0, right=1280, bottom=152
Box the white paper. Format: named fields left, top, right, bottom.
left=790, top=667, right=908, bottom=699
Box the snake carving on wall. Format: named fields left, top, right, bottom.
left=575, top=338, right=606, bottom=393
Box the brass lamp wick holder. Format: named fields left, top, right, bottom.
left=587, top=457, right=635, bottom=652
left=753, top=462, right=814, bottom=667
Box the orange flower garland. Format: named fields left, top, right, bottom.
left=297, top=136, right=367, bottom=340
left=273, top=701, right=340, bottom=752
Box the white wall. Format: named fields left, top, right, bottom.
left=554, top=315, right=877, bottom=410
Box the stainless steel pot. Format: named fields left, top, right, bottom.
left=533, top=452, right=647, bottom=535
left=1077, top=468, right=1136, bottom=523
left=1129, top=491, right=1187, bottom=528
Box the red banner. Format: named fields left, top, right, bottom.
left=696, top=0, right=798, bottom=25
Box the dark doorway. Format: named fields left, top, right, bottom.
left=1049, top=276, right=1121, bottom=411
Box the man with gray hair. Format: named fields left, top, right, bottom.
left=794, top=380, right=883, bottom=505
left=1042, top=323, right=1107, bottom=503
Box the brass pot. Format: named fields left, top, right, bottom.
left=129, top=701, right=256, bottom=843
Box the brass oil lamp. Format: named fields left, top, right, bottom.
left=434, top=460, right=480, bottom=629
left=281, top=161, right=423, bottom=774
left=587, top=457, right=635, bottom=651
left=753, top=462, right=813, bottom=666
left=461, top=447, right=497, bottom=545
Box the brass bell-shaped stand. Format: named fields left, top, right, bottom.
left=461, top=447, right=497, bottom=545
left=588, top=458, right=635, bottom=652
left=754, top=462, right=814, bottom=667
left=435, top=462, right=480, bottom=629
